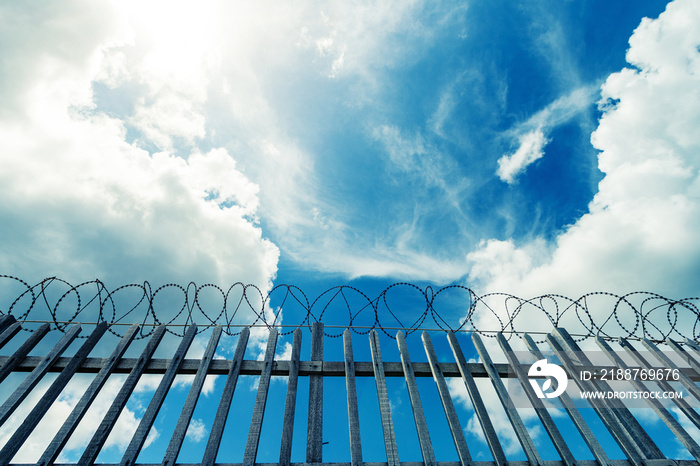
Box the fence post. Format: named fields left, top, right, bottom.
left=307, top=322, right=324, bottom=463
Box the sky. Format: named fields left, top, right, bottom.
left=1, top=0, right=700, bottom=463
left=1, top=0, right=699, bottom=301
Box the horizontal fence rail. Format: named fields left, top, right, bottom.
left=0, top=315, right=699, bottom=465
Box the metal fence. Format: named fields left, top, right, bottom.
left=0, top=313, right=699, bottom=465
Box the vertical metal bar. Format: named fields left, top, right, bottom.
left=279, top=328, right=302, bottom=466
left=306, top=322, right=324, bottom=463
left=496, top=334, right=575, bottom=466
left=39, top=324, right=140, bottom=466
left=397, top=330, right=436, bottom=466
left=522, top=333, right=611, bottom=466
left=666, top=338, right=700, bottom=374
left=619, top=338, right=700, bottom=429
left=471, top=333, right=542, bottom=466
left=545, top=332, right=644, bottom=465
left=684, top=338, right=700, bottom=352
left=421, top=332, right=471, bottom=466
left=549, top=328, right=663, bottom=462
left=202, top=327, right=250, bottom=466
left=369, top=330, right=399, bottom=466
left=242, top=328, right=278, bottom=466
left=0, top=323, right=107, bottom=465
left=120, top=324, right=198, bottom=466
left=447, top=332, right=506, bottom=466
left=344, top=329, right=363, bottom=466
left=0, top=323, right=50, bottom=384
left=0, top=314, right=15, bottom=333
left=640, top=338, right=700, bottom=401
left=0, top=321, right=21, bottom=350
left=162, top=325, right=223, bottom=466
left=79, top=325, right=167, bottom=465
left=596, top=337, right=700, bottom=461
left=0, top=324, right=81, bottom=426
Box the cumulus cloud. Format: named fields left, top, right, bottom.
left=468, top=0, right=700, bottom=320
left=129, top=94, right=207, bottom=151
left=185, top=418, right=207, bottom=443
left=0, top=1, right=279, bottom=293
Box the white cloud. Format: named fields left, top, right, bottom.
left=172, top=373, right=219, bottom=398
left=83, top=1, right=471, bottom=284
left=469, top=0, right=700, bottom=308
left=260, top=123, right=476, bottom=282
left=0, top=378, right=60, bottom=462
left=521, top=3, right=588, bottom=92
left=373, top=124, right=469, bottom=203
left=512, top=86, right=598, bottom=137
left=496, top=85, right=598, bottom=183
left=129, top=93, right=206, bottom=151
left=107, top=2, right=221, bottom=152
left=466, top=238, right=547, bottom=287
left=447, top=376, right=473, bottom=411
left=172, top=335, right=221, bottom=396
left=462, top=0, right=700, bottom=351
left=0, top=2, right=279, bottom=295
left=277, top=342, right=293, bottom=360
left=134, top=374, right=163, bottom=394
left=102, top=400, right=159, bottom=454
left=294, top=1, right=451, bottom=83
left=671, top=406, right=700, bottom=460
left=289, top=246, right=470, bottom=282
left=163, top=1, right=469, bottom=282
left=0, top=375, right=159, bottom=463
left=496, top=128, right=549, bottom=184
left=448, top=375, right=542, bottom=457
left=0, top=1, right=126, bottom=120
left=185, top=418, right=207, bottom=443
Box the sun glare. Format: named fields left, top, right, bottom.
left=118, top=0, right=219, bottom=82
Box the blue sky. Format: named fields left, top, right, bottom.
left=1, top=0, right=698, bottom=299
left=1, top=0, right=700, bottom=463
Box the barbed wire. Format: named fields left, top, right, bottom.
left=1, top=275, right=699, bottom=343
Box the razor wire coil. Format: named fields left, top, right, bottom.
left=1, top=275, right=698, bottom=343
